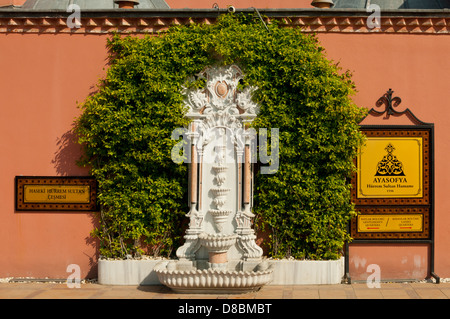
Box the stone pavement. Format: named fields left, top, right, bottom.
left=1, top=281, right=450, bottom=299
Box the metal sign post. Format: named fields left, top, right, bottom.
left=345, top=89, right=438, bottom=283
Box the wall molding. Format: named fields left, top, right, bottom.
left=0, top=9, right=449, bottom=34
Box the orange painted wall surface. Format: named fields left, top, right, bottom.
left=0, top=34, right=108, bottom=279
left=0, top=0, right=26, bottom=7
left=1, top=23, right=450, bottom=280
left=317, top=32, right=450, bottom=281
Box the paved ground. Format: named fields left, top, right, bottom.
left=1, top=281, right=450, bottom=299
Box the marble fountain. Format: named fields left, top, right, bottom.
left=154, top=65, right=274, bottom=293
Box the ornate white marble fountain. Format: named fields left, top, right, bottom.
left=154, top=65, right=274, bottom=293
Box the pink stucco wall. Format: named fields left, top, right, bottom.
left=0, top=34, right=108, bottom=279
left=317, top=32, right=450, bottom=280
left=0, top=0, right=26, bottom=6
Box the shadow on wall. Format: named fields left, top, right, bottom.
left=52, top=128, right=90, bottom=176
left=85, top=213, right=101, bottom=279
left=52, top=127, right=100, bottom=279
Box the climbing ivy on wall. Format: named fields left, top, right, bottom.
left=75, top=13, right=366, bottom=260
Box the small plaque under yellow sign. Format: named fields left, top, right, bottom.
left=23, top=185, right=91, bottom=204
left=357, top=214, right=423, bottom=233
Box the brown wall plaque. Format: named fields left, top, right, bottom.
left=15, top=176, right=98, bottom=211
left=351, top=127, right=432, bottom=241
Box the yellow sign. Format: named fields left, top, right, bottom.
left=23, top=185, right=91, bottom=204
left=357, top=137, right=423, bottom=198
left=358, top=214, right=423, bottom=232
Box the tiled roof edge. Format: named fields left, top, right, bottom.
left=0, top=9, right=449, bottom=34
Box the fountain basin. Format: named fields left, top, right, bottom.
left=207, top=210, right=233, bottom=230
left=154, top=260, right=274, bottom=294
left=198, top=233, right=237, bottom=253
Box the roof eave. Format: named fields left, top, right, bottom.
left=0, top=8, right=450, bottom=18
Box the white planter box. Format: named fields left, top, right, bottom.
left=98, top=257, right=345, bottom=286
left=268, top=257, right=345, bottom=285
left=98, top=259, right=162, bottom=285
